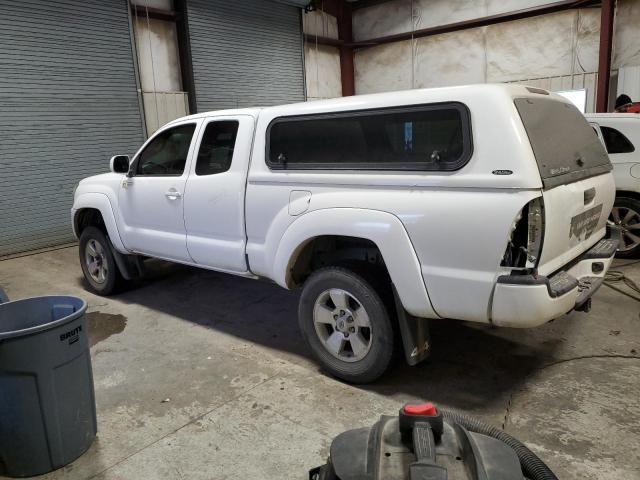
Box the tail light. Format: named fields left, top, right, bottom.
left=501, top=197, right=545, bottom=269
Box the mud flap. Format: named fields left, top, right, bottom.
left=106, top=236, right=144, bottom=280
left=392, top=286, right=431, bottom=366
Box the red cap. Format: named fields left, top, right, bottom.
left=403, top=402, right=438, bottom=416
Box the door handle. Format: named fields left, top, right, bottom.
left=165, top=189, right=182, bottom=200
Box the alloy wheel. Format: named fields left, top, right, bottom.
left=85, top=239, right=108, bottom=284
left=313, top=288, right=373, bottom=362
left=609, top=206, right=640, bottom=252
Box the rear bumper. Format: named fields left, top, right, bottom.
left=491, top=230, right=619, bottom=328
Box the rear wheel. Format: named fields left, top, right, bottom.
left=79, top=227, right=125, bottom=295
left=298, top=266, right=395, bottom=384
left=609, top=196, right=640, bottom=258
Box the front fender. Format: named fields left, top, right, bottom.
left=274, top=208, right=440, bottom=319
left=71, top=192, right=127, bottom=253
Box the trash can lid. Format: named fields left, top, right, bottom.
left=0, top=295, right=87, bottom=340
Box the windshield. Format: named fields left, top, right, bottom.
left=514, top=97, right=611, bottom=189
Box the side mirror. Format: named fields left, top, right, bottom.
left=110, top=155, right=130, bottom=174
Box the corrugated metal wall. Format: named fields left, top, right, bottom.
left=187, top=0, right=305, bottom=111
left=0, top=0, right=144, bottom=256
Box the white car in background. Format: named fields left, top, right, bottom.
left=587, top=114, right=640, bottom=257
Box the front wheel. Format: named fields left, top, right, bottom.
left=609, top=196, right=640, bottom=258
left=298, top=266, right=395, bottom=384
left=79, top=226, right=125, bottom=295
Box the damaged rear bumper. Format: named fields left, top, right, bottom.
left=490, top=232, right=619, bottom=328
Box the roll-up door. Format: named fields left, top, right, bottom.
left=186, top=0, right=305, bottom=111
left=0, top=0, right=144, bottom=256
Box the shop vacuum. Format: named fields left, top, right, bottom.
left=310, top=403, right=558, bottom=480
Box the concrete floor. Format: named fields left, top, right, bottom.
left=1, top=246, right=639, bottom=480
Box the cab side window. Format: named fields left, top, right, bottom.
left=195, top=121, right=239, bottom=175
left=136, top=124, right=196, bottom=176
left=601, top=126, right=635, bottom=154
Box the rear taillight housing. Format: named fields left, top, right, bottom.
left=501, top=197, right=545, bottom=269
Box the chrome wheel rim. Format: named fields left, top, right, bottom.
left=85, top=239, right=108, bottom=284
left=313, top=288, right=372, bottom=363
left=608, top=206, right=640, bottom=252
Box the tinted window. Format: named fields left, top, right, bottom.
left=514, top=98, right=611, bottom=189
left=601, top=126, right=635, bottom=154
left=136, top=124, right=196, bottom=176
left=267, top=103, right=472, bottom=171
left=195, top=121, right=239, bottom=175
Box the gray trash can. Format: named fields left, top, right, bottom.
left=0, top=295, right=96, bottom=477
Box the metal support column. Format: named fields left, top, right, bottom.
left=596, top=0, right=615, bottom=112
left=337, top=1, right=355, bottom=96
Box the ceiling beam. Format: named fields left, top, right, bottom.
left=351, top=0, right=601, bottom=48
left=310, top=0, right=341, bottom=18
left=130, top=4, right=176, bottom=21
left=350, top=0, right=397, bottom=11
left=303, top=34, right=344, bottom=47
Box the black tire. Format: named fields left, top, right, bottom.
left=78, top=226, right=125, bottom=295
left=298, top=266, right=395, bottom=384
left=610, top=196, right=640, bottom=259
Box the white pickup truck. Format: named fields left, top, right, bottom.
left=72, top=84, right=618, bottom=383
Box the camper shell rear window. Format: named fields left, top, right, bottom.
left=514, top=97, right=611, bottom=189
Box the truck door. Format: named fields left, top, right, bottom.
left=117, top=121, right=200, bottom=262
left=183, top=115, right=254, bottom=272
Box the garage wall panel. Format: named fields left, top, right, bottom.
left=303, top=9, right=342, bottom=100
left=186, top=0, right=305, bottom=111
left=0, top=0, right=144, bottom=256
left=614, top=0, right=640, bottom=69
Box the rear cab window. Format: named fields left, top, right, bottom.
left=266, top=103, right=473, bottom=171
left=195, top=121, right=239, bottom=175
left=514, top=97, right=611, bottom=189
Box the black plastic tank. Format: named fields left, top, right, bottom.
left=311, top=403, right=525, bottom=480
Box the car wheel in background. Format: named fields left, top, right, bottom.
left=609, top=197, right=640, bottom=258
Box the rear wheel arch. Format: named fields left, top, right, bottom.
left=287, top=235, right=387, bottom=288
left=273, top=208, right=439, bottom=319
